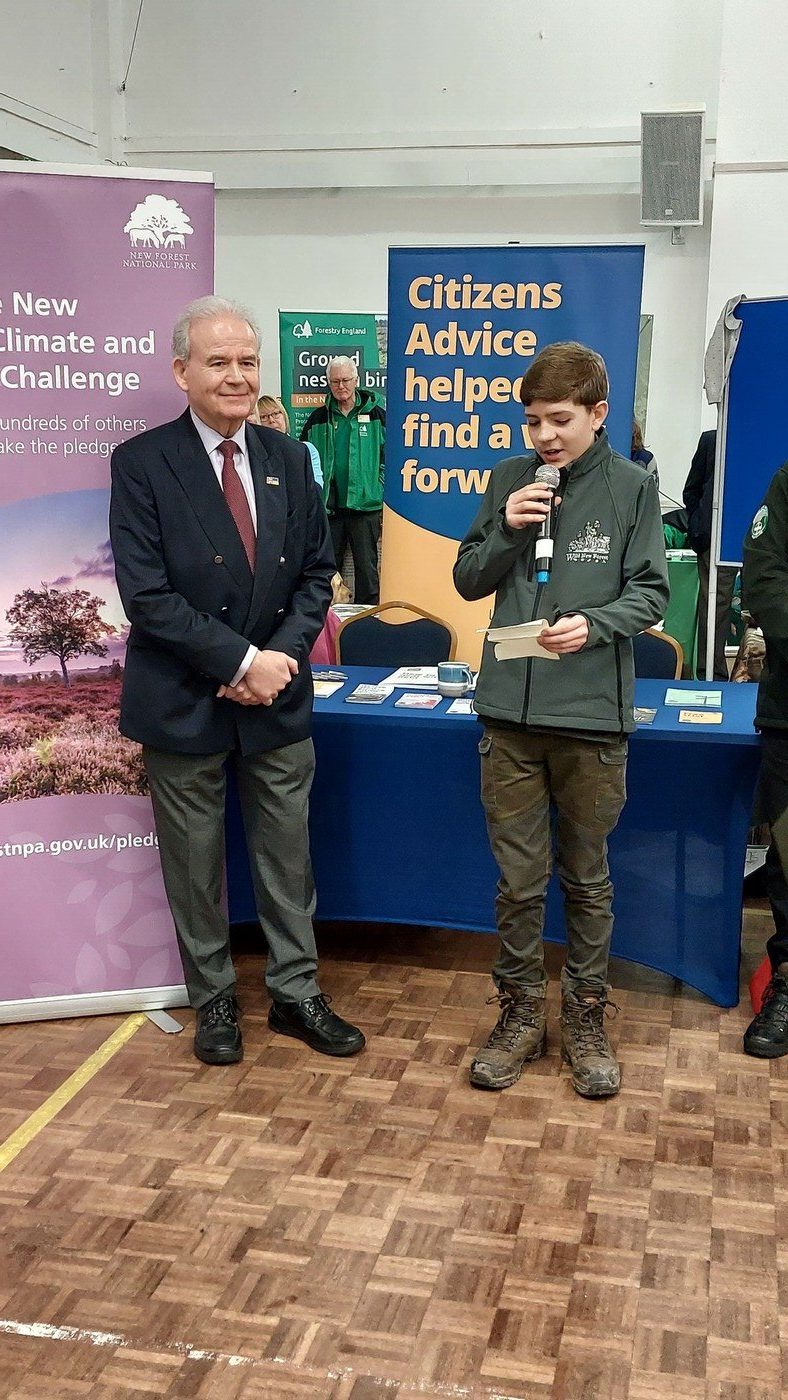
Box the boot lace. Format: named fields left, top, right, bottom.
left=300, top=993, right=334, bottom=1023
left=203, top=995, right=238, bottom=1029
left=569, top=995, right=619, bottom=1056
left=484, top=989, right=543, bottom=1051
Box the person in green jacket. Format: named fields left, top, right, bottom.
left=300, top=356, right=385, bottom=604
left=741, top=467, right=788, bottom=1057
left=454, top=342, right=668, bottom=1100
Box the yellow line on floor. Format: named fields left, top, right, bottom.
left=0, top=1013, right=146, bottom=1174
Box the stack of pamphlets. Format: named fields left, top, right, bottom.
left=394, top=692, right=442, bottom=709
left=313, top=679, right=344, bottom=699
left=345, top=684, right=393, bottom=704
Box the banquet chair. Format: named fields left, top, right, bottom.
left=633, top=627, right=684, bottom=679
left=335, top=601, right=457, bottom=666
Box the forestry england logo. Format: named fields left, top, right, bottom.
left=122, top=195, right=196, bottom=269
left=566, top=520, right=611, bottom=564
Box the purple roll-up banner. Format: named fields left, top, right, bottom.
left=0, top=165, right=214, bottom=1022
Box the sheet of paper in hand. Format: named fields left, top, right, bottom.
left=483, top=620, right=558, bottom=661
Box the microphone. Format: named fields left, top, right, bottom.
left=534, top=463, right=560, bottom=584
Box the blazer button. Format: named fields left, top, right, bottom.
left=221, top=606, right=228, bottom=613
left=279, top=556, right=286, bottom=565
left=214, top=555, right=223, bottom=565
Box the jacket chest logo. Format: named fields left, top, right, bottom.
left=566, top=520, right=611, bottom=564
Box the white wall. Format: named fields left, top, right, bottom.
left=124, top=0, right=723, bottom=146
left=705, top=0, right=788, bottom=365
left=216, top=186, right=710, bottom=503
left=714, top=0, right=788, bottom=164
left=0, top=0, right=97, bottom=157
left=121, top=0, right=723, bottom=191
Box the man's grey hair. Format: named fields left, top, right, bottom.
left=326, top=355, right=359, bottom=384
left=172, top=296, right=261, bottom=361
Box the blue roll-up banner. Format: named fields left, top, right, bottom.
left=381, top=245, right=645, bottom=661
left=719, top=298, right=788, bottom=566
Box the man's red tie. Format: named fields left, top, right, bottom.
left=219, top=439, right=256, bottom=571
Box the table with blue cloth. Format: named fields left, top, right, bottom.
left=226, top=669, right=761, bottom=1008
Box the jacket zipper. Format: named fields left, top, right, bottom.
left=520, top=581, right=544, bottom=725
left=614, top=641, right=624, bottom=730
left=520, top=487, right=566, bottom=725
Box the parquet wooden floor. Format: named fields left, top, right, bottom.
left=0, top=904, right=784, bottom=1399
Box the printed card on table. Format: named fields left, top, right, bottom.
left=345, top=684, right=393, bottom=705
left=394, top=692, right=442, bottom=709
left=678, top=709, right=723, bottom=724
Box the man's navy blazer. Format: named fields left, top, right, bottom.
left=109, top=408, right=334, bottom=755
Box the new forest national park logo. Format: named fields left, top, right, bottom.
left=122, top=195, right=196, bottom=269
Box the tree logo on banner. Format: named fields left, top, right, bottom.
left=124, top=194, right=194, bottom=249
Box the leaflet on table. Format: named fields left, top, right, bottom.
left=446, top=697, right=476, bottom=714
left=480, top=619, right=558, bottom=662
left=634, top=706, right=657, bottom=724
left=345, top=684, right=394, bottom=704
left=313, top=679, right=345, bottom=698
left=394, top=692, right=442, bottom=709
left=678, top=709, right=723, bottom=724
left=382, top=665, right=476, bottom=689
left=664, top=687, right=722, bottom=707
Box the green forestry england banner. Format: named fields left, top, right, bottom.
left=278, top=310, right=387, bottom=437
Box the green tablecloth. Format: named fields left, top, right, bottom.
left=664, top=552, right=699, bottom=676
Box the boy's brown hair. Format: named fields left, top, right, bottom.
left=520, top=341, right=609, bottom=407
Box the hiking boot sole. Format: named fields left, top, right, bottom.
left=560, top=1046, right=620, bottom=1098
left=469, top=1031, right=547, bottom=1089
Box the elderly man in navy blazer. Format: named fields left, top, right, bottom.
left=110, top=295, right=364, bottom=1065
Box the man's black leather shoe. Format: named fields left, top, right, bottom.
left=744, top=964, right=788, bottom=1058
left=194, top=992, right=243, bottom=1065
left=268, top=994, right=365, bottom=1057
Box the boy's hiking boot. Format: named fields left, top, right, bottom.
left=470, top=981, right=547, bottom=1089
left=560, top=987, right=620, bottom=1098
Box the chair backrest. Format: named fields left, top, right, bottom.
left=633, top=627, right=684, bottom=679
left=335, top=601, right=457, bottom=666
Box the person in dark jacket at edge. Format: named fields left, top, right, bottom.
left=683, top=428, right=737, bottom=679
left=454, top=342, right=668, bottom=1100
left=741, top=465, right=788, bottom=1056
left=300, top=355, right=385, bottom=604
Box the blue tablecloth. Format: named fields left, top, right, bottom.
left=226, top=669, right=761, bottom=1007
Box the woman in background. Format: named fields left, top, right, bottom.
left=254, top=396, right=337, bottom=661
left=309, top=572, right=352, bottom=665
left=631, top=418, right=659, bottom=488
left=257, top=395, right=323, bottom=489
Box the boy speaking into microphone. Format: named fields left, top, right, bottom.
left=454, top=341, right=668, bottom=1099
